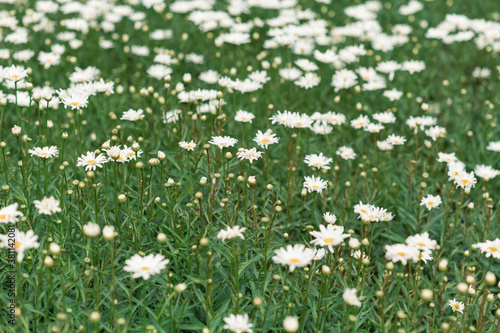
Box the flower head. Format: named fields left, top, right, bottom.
left=310, top=224, right=350, bottom=252
left=0, top=229, right=40, bottom=262
left=121, top=109, right=145, bottom=122
left=272, top=244, right=315, bottom=272
left=33, top=196, right=61, bottom=215
left=123, top=253, right=170, bottom=280
left=0, top=203, right=24, bottom=224
left=223, top=313, right=253, bottom=333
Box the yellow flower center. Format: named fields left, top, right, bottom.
left=41, top=152, right=48, bottom=156
left=427, top=201, right=433, bottom=206
left=87, top=159, right=95, bottom=165
left=313, top=162, right=321, bottom=167
left=11, top=75, right=19, bottom=80
left=460, top=179, right=470, bottom=185
left=261, top=138, right=271, bottom=144
left=71, top=102, right=80, bottom=106
left=0, top=214, right=8, bottom=220
left=452, top=304, right=460, bottom=311
left=397, top=252, right=407, bottom=257
left=487, top=246, right=498, bottom=253
left=416, top=242, right=426, bottom=247
left=324, top=238, right=334, bottom=244
left=141, top=267, right=150, bottom=271
left=289, top=258, right=300, bottom=263
left=14, top=242, right=21, bottom=249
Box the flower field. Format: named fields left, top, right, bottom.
left=1, top=0, right=500, bottom=332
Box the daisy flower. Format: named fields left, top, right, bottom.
left=453, top=171, right=477, bottom=191
left=420, top=195, right=442, bottom=211
left=234, top=110, right=255, bottom=123
left=123, top=253, right=170, bottom=280
left=179, top=140, right=197, bottom=151
left=33, top=196, right=62, bottom=215
left=28, top=146, right=59, bottom=159
left=474, top=239, right=500, bottom=259
left=223, top=313, right=253, bottom=333
left=121, top=109, right=145, bottom=122
left=272, top=244, right=315, bottom=272
left=0, top=203, right=24, bottom=224
left=0, top=229, right=40, bottom=262
left=304, top=153, right=333, bottom=170
left=386, top=134, right=406, bottom=145
left=303, top=176, right=328, bottom=193
left=486, top=141, right=500, bottom=152
left=373, top=111, right=396, bottom=124
left=217, top=225, right=246, bottom=242
left=209, top=136, right=238, bottom=149
left=350, top=115, right=370, bottom=129
left=253, top=130, right=279, bottom=149
left=343, top=288, right=361, bottom=307
left=336, top=146, right=356, bottom=160
left=474, top=164, right=498, bottom=181
left=59, top=90, right=89, bottom=110
left=406, top=232, right=437, bottom=251
left=121, top=145, right=143, bottom=162
left=385, top=243, right=419, bottom=265
left=313, top=248, right=326, bottom=260
left=236, top=148, right=263, bottom=164
left=83, top=222, right=101, bottom=238
left=77, top=151, right=108, bottom=171
left=449, top=299, right=464, bottom=314
left=310, top=224, right=350, bottom=252
left=2, top=65, right=28, bottom=82
left=414, top=250, right=433, bottom=263
left=323, top=212, right=337, bottom=224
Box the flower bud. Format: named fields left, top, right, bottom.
left=283, top=316, right=299, bottom=333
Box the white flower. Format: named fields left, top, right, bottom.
left=2, top=65, right=28, bottom=82
left=449, top=299, right=464, bottom=314
left=385, top=243, right=419, bottom=265
left=283, top=316, right=299, bottom=333
left=453, top=171, right=477, bottom=191
left=310, top=224, right=350, bottom=252
left=343, top=288, right=361, bottom=307
left=0, top=229, right=40, bottom=262
left=336, top=146, right=356, bottom=160
left=237, top=148, right=263, bottom=164
left=217, top=225, right=246, bottom=242
left=253, top=130, right=279, bottom=149
left=102, top=226, right=117, bottom=240
left=323, top=212, right=337, bottom=224
left=304, top=153, right=332, bottom=170
left=33, top=196, right=61, bottom=215
left=77, top=152, right=108, bottom=171
left=123, top=253, right=170, bottom=280
left=83, top=222, right=101, bottom=238
left=303, top=176, right=327, bottom=193
left=272, top=244, right=315, bottom=272
left=179, top=140, right=197, bottom=151
left=121, top=109, right=145, bottom=122
left=420, top=195, right=442, bottom=211
left=0, top=203, right=24, bottom=224
left=474, top=239, right=500, bottom=259
left=209, top=136, right=238, bottom=149
left=235, top=110, right=255, bottom=123
left=406, top=232, right=437, bottom=252
left=223, top=313, right=253, bottom=333
left=28, top=146, right=59, bottom=159
left=474, top=165, right=498, bottom=181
